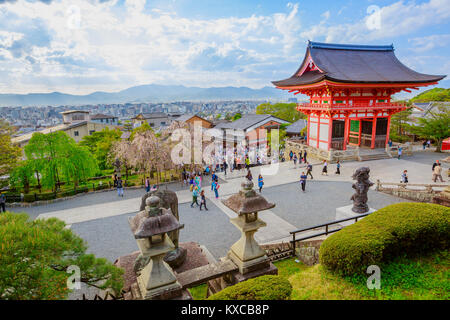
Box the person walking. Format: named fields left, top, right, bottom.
left=117, top=177, right=124, bottom=197
left=211, top=171, right=217, bottom=190
left=258, top=174, right=264, bottom=193
left=0, top=193, right=6, bottom=213
left=322, top=160, right=328, bottom=176
left=212, top=179, right=220, bottom=199
left=223, top=160, right=228, bottom=176
left=433, top=163, right=445, bottom=182
left=432, top=160, right=440, bottom=172
left=298, top=152, right=302, bottom=164
left=293, top=153, right=297, bottom=167
left=306, top=162, right=313, bottom=179
left=191, top=186, right=199, bottom=207
left=397, top=146, right=402, bottom=160
left=388, top=139, right=393, bottom=147
left=199, top=190, right=208, bottom=211
left=335, top=160, right=341, bottom=175
left=145, top=177, right=150, bottom=193
left=401, top=170, right=408, bottom=183
left=300, top=171, right=307, bottom=192
left=113, top=174, right=118, bottom=188
left=422, top=140, right=427, bottom=150
left=289, top=150, right=293, bottom=161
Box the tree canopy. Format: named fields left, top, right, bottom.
left=232, top=112, right=242, bottom=121
left=0, top=212, right=123, bottom=299
left=408, top=105, right=450, bottom=152
left=24, top=131, right=98, bottom=190
left=0, top=120, right=22, bottom=178
left=410, top=88, right=450, bottom=102
left=79, top=127, right=122, bottom=170
left=256, top=102, right=304, bottom=122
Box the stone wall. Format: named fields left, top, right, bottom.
left=294, top=239, right=324, bottom=266
left=285, top=140, right=359, bottom=163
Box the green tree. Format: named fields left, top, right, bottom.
left=410, top=88, right=450, bottom=102
left=9, top=160, right=36, bottom=194
left=123, top=120, right=134, bottom=132
left=225, top=113, right=232, bottom=120
left=0, top=212, right=123, bottom=299
left=409, top=105, right=450, bottom=152
left=130, top=122, right=153, bottom=141
left=389, top=108, right=413, bottom=143
left=232, top=112, right=242, bottom=121
left=256, top=102, right=304, bottom=122
left=0, top=120, right=22, bottom=178
left=25, top=131, right=98, bottom=190
left=79, top=127, right=122, bottom=170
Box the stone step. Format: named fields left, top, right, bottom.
left=359, top=153, right=391, bottom=161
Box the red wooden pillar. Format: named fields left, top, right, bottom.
left=306, top=114, right=310, bottom=146
left=343, top=115, right=349, bottom=150
left=371, top=116, right=377, bottom=149
left=385, top=114, right=391, bottom=146
left=316, top=115, right=321, bottom=148
left=328, top=116, right=333, bottom=150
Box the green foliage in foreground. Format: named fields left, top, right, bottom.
left=285, top=250, right=449, bottom=300
left=345, top=250, right=450, bottom=300
left=207, top=275, right=292, bottom=300
left=0, top=212, right=123, bottom=300
left=188, top=284, right=208, bottom=300
left=320, top=203, right=450, bottom=276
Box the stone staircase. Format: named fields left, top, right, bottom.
left=358, top=148, right=391, bottom=161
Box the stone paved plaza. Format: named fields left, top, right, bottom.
left=9, top=150, right=449, bottom=261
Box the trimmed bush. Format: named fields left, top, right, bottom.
left=320, top=203, right=450, bottom=276
left=207, top=275, right=292, bottom=300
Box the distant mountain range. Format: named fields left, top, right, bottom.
left=0, top=84, right=293, bottom=107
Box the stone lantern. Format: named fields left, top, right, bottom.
left=128, top=195, right=183, bottom=300
left=222, top=179, right=275, bottom=275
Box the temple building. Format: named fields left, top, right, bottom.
left=273, top=41, right=445, bottom=153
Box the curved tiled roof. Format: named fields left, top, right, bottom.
left=272, top=41, right=446, bottom=87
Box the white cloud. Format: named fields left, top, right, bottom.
left=301, top=0, right=450, bottom=42
left=409, top=34, right=450, bottom=52
left=0, top=0, right=305, bottom=94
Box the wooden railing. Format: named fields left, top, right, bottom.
left=297, top=102, right=406, bottom=112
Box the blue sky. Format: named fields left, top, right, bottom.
left=0, top=0, right=449, bottom=99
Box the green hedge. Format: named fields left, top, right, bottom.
left=207, top=275, right=292, bottom=300
left=320, top=203, right=450, bottom=276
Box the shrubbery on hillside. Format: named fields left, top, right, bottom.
left=319, top=203, right=450, bottom=276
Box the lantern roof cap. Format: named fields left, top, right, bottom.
left=222, top=179, right=275, bottom=215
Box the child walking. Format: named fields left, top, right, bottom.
left=335, top=161, right=341, bottom=175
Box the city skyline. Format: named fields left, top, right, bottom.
left=0, top=0, right=449, bottom=98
